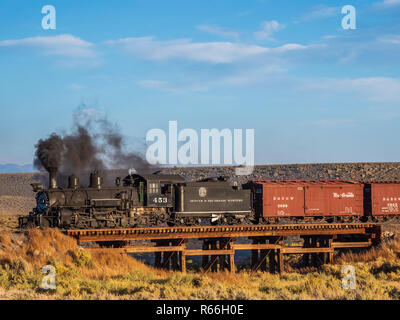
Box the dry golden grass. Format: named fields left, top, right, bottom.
left=0, top=228, right=164, bottom=275
left=0, top=228, right=400, bottom=300
left=0, top=216, right=19, bottom=232
left=336, top=237, right=400, bottom=264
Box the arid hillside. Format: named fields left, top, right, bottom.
left=0, top=173, right=37, bottom=215
left=1, top=162, right=400, bottom=215
left=162, top=162, right=400, bottom=184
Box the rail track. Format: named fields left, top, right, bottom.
left=65, top=223, right=382, bottom=273
left=66, top=223, right=380, bottom=241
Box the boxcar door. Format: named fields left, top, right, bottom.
left=304, top=185, right=325, bottom=217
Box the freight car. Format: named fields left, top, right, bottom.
left=365, top=182, right=400, bottom=217
left=244, top=180, right=400, bottom=223
left=244, top=181, right=364, bottom=223
left=18, top=170, right=252, bottom=229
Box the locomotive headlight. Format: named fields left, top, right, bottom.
left=36, top=192, right=49, bottom=213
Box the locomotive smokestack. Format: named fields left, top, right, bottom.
left=89, top=170, right=102, bottom=189
left=68, top=174, right=79, bottom=189
left=48, top=167, right=57, bottom=189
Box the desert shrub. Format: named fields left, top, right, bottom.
left=68, top=249, right=94, bottom=268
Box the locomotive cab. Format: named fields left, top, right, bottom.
left=123, top=173, right=185, bottom=207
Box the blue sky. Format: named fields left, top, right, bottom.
left=0, top=0, right=399, bottom=165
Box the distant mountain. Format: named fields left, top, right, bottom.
left=0, top=163, right=37, bottom=173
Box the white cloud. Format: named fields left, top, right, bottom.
left=0, top=34, right=96, bottom=58
left=254, top=20, right=285, bottom=41
left=377, top=0, right=400, bottom=7
left=271, top=43, right=309, bottom=53
left=212, top=68, right=286, bottom=87
left=301, top=77, right=400, bottom=103
left=196, top=25, right=239, bottom=39
left=379, top=34, right=400, bottom=44
left=106, top=36, right=309, bottom=64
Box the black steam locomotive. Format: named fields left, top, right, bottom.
left=18, top=170, right=252, bottom=229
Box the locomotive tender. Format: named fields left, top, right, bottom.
left=19, top=169, right=400, bottom=229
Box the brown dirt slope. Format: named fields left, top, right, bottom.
left=0, top=196, right=35, bottom=216
left=0, top=173, right=39, bottom=215
left=0, top=173, right=38, bottom=197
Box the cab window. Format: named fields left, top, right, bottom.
left=161, top=183, right=171, bottom=195
left=149, top=182, right=159, bottom=194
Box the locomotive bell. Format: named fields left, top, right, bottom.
left=68, top=174, right=79, bottom=189
left=89, top=170, right=102, bottom=189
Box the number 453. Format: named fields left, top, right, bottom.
left=154, top=197, right=168, bottom=203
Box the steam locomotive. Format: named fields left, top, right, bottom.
left=18, top=168, right=400, bottom=229
left=18, top=169, right=252, bottom=229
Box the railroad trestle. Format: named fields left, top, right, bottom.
left=65, top=223, right=382, bottom=273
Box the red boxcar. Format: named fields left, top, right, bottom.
left=249, top=181, right=364, bottom=221
left=370, top=182, right=400, bottom=216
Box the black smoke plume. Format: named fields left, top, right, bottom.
left=34, top=134, right=65, bottom=172
left=34, top=107, right=155, bottom=187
